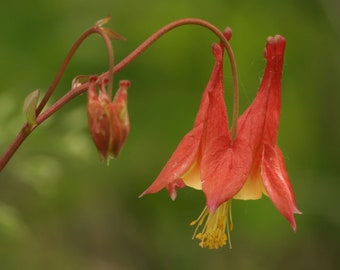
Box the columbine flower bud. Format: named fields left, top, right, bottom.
left=87, top=76, right=130, bottom=161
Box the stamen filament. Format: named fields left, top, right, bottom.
left=190, top=200, right=233, bottom=249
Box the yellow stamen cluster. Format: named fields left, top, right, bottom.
left=190, top=201, right=233, bottom=249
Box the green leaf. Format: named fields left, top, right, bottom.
left=103, top=28, right=125, bottom=41
left=23, top=89, right=40, bottom=126
left=95, top=16, right=111, bottom=27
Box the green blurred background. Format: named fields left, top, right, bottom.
left=0, top=0, right=339, bottom=269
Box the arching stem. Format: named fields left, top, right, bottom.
left=36, top=23, right=115, bottom=115
left=36, top=27, right=96, bottom=116
left=0, top=24, right=114, bottom=171
left=0, top=18, right=239, bottom=171
left=110, top=18, right=239, bottom=142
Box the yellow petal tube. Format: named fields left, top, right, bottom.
left=182, top=160, right=202, bottom=190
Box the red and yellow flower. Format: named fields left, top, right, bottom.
left=141, top=33, right=301, bottom=249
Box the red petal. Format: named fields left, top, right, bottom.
left=140, top=42, right=226, bottom=199
left=201, top=136, right=252, bottom=212
left=261, top=144, right=301, bottom=231
left=193, top=44, right=225, bottom=128
left=87, top=79, right=113, bottom=160
left=111, top=80, right=130, bottom=157
left=139, top=125, right=203, bottom=197
left=201, top=44, right=229, bottom=142
left=262, top=35, right=286, bottom=145
left=166, top=179, right=186, bottom=200
left=237, top=35, right=286, bottom=152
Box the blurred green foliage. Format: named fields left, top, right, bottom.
left=0, top=0, right=339, bottom=269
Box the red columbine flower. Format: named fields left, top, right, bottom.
left=233, top=35, right=301, bottom=230
left=141, top=32, right=300, bottom=250
left=87, top=76, right=130, bottom=161
left=191, top=35, right=301, bottom=249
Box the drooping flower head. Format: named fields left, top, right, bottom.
left=191, top=35, right=301, bottom=249
left=140, top=30, right=300, bottom=250
left=87, top=76, right=130, bottom=161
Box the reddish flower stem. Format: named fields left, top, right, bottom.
left=0, top=25, right=114, bottom=171
left=36, top=28, right=94, bottom=116
left=109, top=18, right=239, bottom=142
left=0, top=18, right=239, bottom=171
left=37, top=26, right=115, bottom=115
